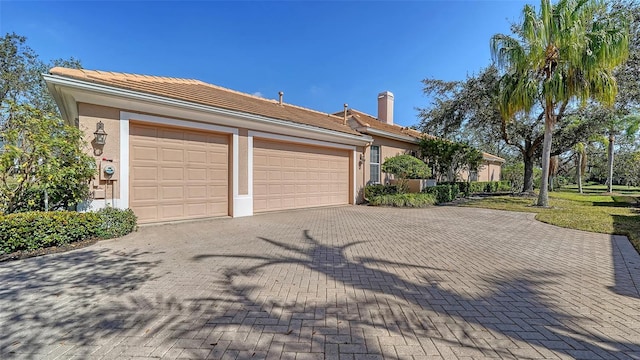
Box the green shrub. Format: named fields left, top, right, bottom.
left=381, top=155, right=431, bottom=193
left=467, top=181, right=511, bottom=194
left=0, top=208, right=138, bottom=255
left=95, top=207, right=138, bottom=239
left=364, top=184, right=398, bottom=200
left=423, top=184, right=459, bottom=204
left=0, top=211, right=99, bottom=255
left=369, top=193, right=436, bottom=207
left=440, top=182, right=471, bottom=197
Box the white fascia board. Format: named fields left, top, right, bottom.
left=43, top=74, right=372, bottom=147
left=249, top=131, right=357, bottom=151
left=46, top=80, right=79, bottom=126
left=364, top=127, right=420, bottom=144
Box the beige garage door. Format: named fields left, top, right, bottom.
left=130, top=123, right=229, bottom=224
left=254, top=139, right=350, bottom=212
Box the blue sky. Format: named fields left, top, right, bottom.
left=1, top=1, right=529, bottom=127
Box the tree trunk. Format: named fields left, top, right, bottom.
left=523, top=154, right=535, bottom=193
left=577, top=152, right=583, bottom=194
left=607, top=133, right=615, bottom=193
left=537, top=103, right=554, bottom=207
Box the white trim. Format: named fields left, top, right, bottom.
left=44, top=74, right=372, bottom=146
left=232, top=133, right=239, bottom=198
left=119, top=116, right=129, bottom=209
left=232, top=133, right=254, bottom=217
left=369, top=145, right=381, bottom=184
left=119, top=111, right=238, bottom=215
left=248, top=131, right=356, bottom=151
left=233, top=195, right=253, bottom=217
left=247, top=135, right=253, bottom=196
left=121, top=111, right=238, bottom=135
left=352, top=150, right=357, bottom=205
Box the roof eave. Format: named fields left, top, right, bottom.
left=43, top=74, right=373, bottom=147
left=360, top=127, right=420, bottom=144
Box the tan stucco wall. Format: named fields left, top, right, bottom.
left=78, top=103, right=121, bottom=201
left=478, top=161, right=502, bottom=182
left=458, top=161, right=503, bottom=182
left=363, top=135, right=419, bottom=185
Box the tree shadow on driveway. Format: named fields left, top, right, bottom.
left=194, top=229, right=640, bottom=359
left=0, top=247, right=161, bottom=357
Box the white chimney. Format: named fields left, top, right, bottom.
left=377, top=91, right=394, bottom=125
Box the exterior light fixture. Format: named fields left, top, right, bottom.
left=94, top=121, right=107, bottom=145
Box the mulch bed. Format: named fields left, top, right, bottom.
left=0, top=238, right=98, bottom=263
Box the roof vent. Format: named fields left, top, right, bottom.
left=343, top=103, right=348, bottom=125
left=278, top=91, right=284, bottom=105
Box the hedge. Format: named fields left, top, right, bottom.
left=369, top=193, right=436, bottom=208
left=0, top=208, right=137, bottom=256
left=469, top=181, right=511, bottom=194
left=422, top=184, right=459, bottom=204
left=364, top=184, right=398, bottom=199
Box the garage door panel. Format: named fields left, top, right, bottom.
left=254, top=139, right=349, bottom=213
left=186, top=185, right=207, bottom=199
left=130, top=123, right=229, bottom=224
left=132, top=166, right=158, bottom=181
left=187, top=150, right=207, bottom=163
left=161, top=167, right=184, bottom=181
left=131, top=186, right=157, bottom=202
left=161, top=186, right=184, bottom=200
left=132, top=146, right=158, bottom=161
left=161, top=148, right=184, bottom=162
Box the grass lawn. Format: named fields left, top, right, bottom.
left=462, top=190, right=640, bottom=254
left=563, top=183, right=640, bottom=194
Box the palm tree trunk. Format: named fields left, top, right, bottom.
left=577, top=152, right=583, bottom=194
left=607, top=133, right=615, bottom=193
left=537, top=104, right=553, bottom=207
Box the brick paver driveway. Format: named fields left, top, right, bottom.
left=1, top=206, right=639, bottom=359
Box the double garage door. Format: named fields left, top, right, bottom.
left=129, top=124, right=350, bottom=223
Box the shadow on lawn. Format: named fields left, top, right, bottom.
left=192, top=230, right=640, bottom=359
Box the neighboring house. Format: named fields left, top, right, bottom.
left=338, top=92, right=505, bottom=186
left=44, top=68, right=503, bottom=224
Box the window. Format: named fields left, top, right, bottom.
left=369, top=145, right=380, bottom=183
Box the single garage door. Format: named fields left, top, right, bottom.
left=253, top=139, right=350, bottom=212
left=130, top=123, right=229, bottom=224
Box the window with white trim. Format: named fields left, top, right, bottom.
left=369, top=145, right=380, bottom=183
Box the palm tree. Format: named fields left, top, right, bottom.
left=604, top=113, right=640, bottom=192
left=491, top=0, right=629, bottom=206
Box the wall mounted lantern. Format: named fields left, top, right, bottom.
left=94, top=121, right=107, bottom=146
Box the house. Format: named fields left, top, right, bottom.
left=45, top=68, right=504, bottom=224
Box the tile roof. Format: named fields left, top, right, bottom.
left=49, top=67, right=360, bottom=136
left=343, top=109, right=505, bottom=163
left=343, top=109, right=435, bottom=140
